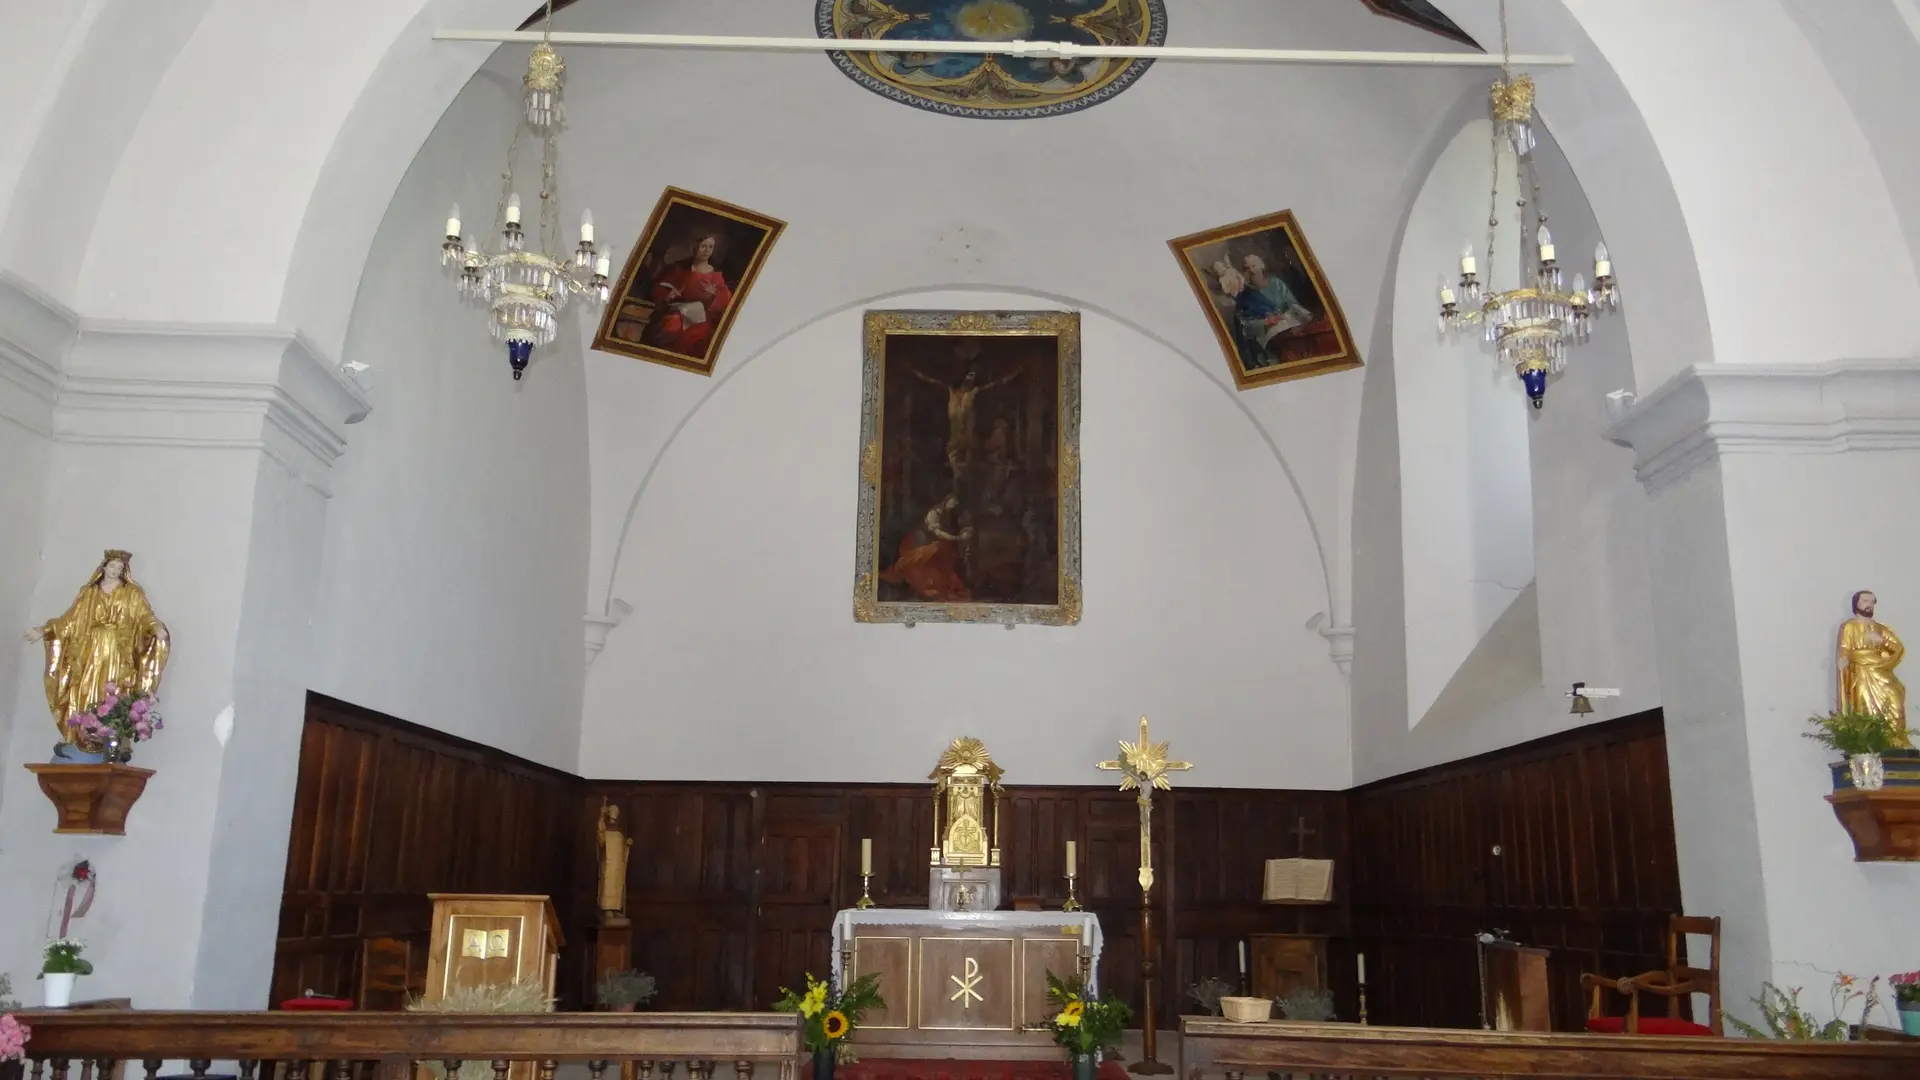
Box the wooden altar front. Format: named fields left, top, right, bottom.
left=832, top=909, right=1103, bottom=1060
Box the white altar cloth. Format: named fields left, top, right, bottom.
left=830, top=907, right=1103, bottom=994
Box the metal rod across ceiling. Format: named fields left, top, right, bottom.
left=431, top=30, right=1574, bottom=68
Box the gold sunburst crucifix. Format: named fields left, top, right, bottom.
left=1096, top=716, right=1192, bottom=893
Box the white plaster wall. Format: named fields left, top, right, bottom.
left=1351, top=115, right=1660, bottom=783
left=1718, top=447, right=1920, bottom=996
left=306, top=69, right=591, bottom=771
left=0, top=443, right=259, bottom=1008
left=1394, top=119, right=1535, bottom=728
left=0, top=0, right=105, bottom=231
left=1561, top=0, right=1920, bottom=382
left=578, top=293, right=1349, bottom=788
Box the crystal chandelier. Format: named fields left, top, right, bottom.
left=439, top=1, right=609, bottom=381
left=1437, top=0, right=1618, bottom=409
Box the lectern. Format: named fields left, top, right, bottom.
left=424, top=893, right=564, bottom=1004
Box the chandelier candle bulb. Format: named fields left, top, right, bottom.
left=595, top=254, right=610, bottom=277
left=1066, top=839, right=1076, bottom=877
left=446, top=204, right=461, bottom=238
left=505, top=193, right=521, bottom=226
left=1460, top=248, right=1477, bottom=276
left=580, top=209, right=593, bottom=244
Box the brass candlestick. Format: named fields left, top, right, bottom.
left=1077, top=945, right=1093, bottom=984
left=855, top=873, right=875, bottom=909
left=1063, top=871, right=1082, bottom=912
left=1358, top=982, right=1370, bottom=1026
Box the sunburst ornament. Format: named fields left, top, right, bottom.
left=1096, top=716, right=1192, bottom=892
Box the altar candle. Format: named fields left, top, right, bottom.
left=1357, top=953, right=1367, bottom=985
left=1082, top=922, right=1092, bottom=947
left=1066, top=840, right=1077, bottom=877
left=861, top=837, right=872, bottom=876
left=1238, top=940, right=1247, bottom=974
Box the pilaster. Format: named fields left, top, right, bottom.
left=1610, top=360, right=1920, bottom=1009
left=0, top=319, right=368, bottom=1008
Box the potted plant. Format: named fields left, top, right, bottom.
left=772, top=972, right=884, bottom=1080
left=406, top=980, right=552, bottom=1080
left=1275, top=986, right=1336, bottom=1022
left=1806, top=710, right=1909, bottom=790
left=1892, top=971, right=1920, bottom=1036
left=1728, top=974, right=1881, bottom=1040
left=1044, top=972, right=1132, bottom=1080
left=38, top=939, right=92, bottom=1008
left=1187, top=976, right=1232, bottom=1016
left=596, top=970, right=656, bottom=1012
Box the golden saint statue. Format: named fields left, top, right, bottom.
left=1838, top=589, right=1910, bottom=749
left=929, top=737, right=1004, bottom=868
left=596, top=798, right=634, bottom=918
left=25, top=550, right=170, bottom=745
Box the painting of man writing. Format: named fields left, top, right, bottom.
left=1169, top=209, right=1361, bottom=391
left=592, top=187, right=784, bottom=375
left=853, top=310, right=1082, bottom=626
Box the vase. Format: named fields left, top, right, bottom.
left=1071, top=1053, right=1096, bottom=1080
left=1901, top=1006, right=1920, bottom=1036
left=43, top=971, right=77, bottom=1007
left=1850, top=752, right=1885, bottom=791
left=811, top=1047, right=835, bottom=1080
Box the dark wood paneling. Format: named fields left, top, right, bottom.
left=272, top=693, right=581, bottom=1008
left=587, top=781, right=1350, bottom=1028
left=1348, top=711, right=1682, bottom=1032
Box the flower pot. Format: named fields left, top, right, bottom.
left=1071, top=1053, right=1097, bottom=1080
left=811, top=1047, right=835, bottom=1080
left=1901, top=1005, right=1920, bottom=1036
left=1850, top=753, right=1886, bottom=791
left=43, top=971, right=77, bottom=1007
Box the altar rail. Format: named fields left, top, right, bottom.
left=11, top=1012, right=802, bottom=1080
left=1179, top=1017, right=1920, bottom=1080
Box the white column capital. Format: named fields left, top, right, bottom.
left=1607, top=359, right=1920, bottom=494
left=583, top=600, right=633, bottom=668
left=58, top=321, right=371, bottom=495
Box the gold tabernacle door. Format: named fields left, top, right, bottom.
left=929, top=736, right=1004, bottom=867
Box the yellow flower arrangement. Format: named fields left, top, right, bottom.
left=773, top=972, right=885, bottom=1055
left=1044, top=972, right=1128, bottom=1057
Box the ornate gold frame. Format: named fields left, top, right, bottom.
left=853, top=309, right=1082, bottom=626
left=590, top=186, right=785, bottom=376
left=1168, top=209, right=1362, bottom=391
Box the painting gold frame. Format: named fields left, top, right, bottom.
left=853, top=309, right=1082, bottom=627
left=591, top=186, right=785, bottom=375
left=1169, top=209, right=1362, bottom=391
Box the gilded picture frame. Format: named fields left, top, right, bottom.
left=1169, top=209, right=1362, bottom=391
left=591, top=186, right=785, bottom=375
left=854, top=310, right=1082, bottom=626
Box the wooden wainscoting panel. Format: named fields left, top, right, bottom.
left=1348, top=711, right=1681, bottom=1032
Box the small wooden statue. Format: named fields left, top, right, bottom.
left=596, top=798, right=634, bottom=918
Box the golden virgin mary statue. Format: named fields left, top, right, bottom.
left=26, top=550, right=171, bottom=744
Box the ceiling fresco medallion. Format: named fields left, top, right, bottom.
left=816, top=0, right=1167, bottom=119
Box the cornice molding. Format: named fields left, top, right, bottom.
left=0, top=270, right=78, bottom=436
left=56, top=321, right=372, bottom=495
left=1606, top=360, right=1920, bottom=494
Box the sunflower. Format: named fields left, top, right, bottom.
left=1055, top=1000, right=1083, bottom=1027
left=822, top=1010, right=851, bottom=1039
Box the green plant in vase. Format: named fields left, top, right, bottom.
left=1727, top=974, right=1881, bottom=1040
left=1045, top=972, right=1132, bottom=1080
left=773, top=972, right=884, bottom=1077
left=596, top=969, right=656, bottom=1012
left=1807, top=710, right=1914, bottom=790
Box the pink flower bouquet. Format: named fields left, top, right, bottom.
left=1893, top=970, right=1920, bottom=1007
left=0, top=1012, right=29, bottom=1063
left=68, top=680, right=165, bottom=758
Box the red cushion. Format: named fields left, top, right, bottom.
left=1586, top=1015, right=1715, bottom=1036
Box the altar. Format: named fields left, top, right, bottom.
left=832, top=908, right=1103, bottom=1059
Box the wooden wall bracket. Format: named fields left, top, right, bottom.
left=1826, top=789, right=1920, bottom=861
left=25, top=763, right=155, bottom=835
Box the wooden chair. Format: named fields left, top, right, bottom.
left=1581, top=915, right=1721, bottom=1036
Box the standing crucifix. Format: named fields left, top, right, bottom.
left=1097, top=716, right=1192, bottom=1076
